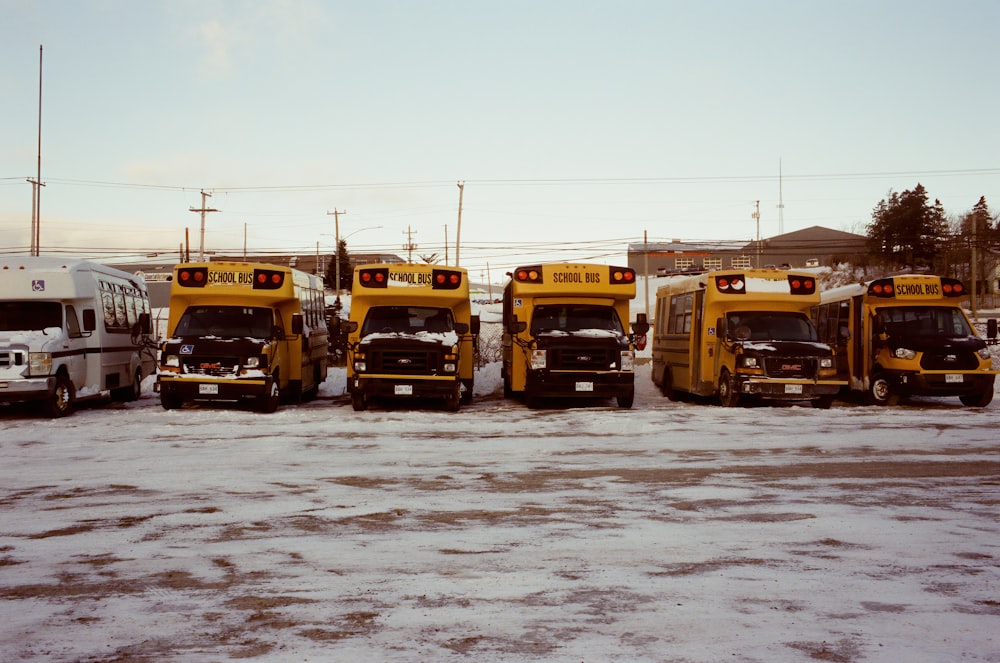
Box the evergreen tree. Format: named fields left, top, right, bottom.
left=324, top=239, right=352, bottom=293
left=866, top=183, right=947, bottom=270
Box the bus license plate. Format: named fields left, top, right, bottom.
left=199, top=384, right=219, bottom=395
left=945, top=374, right=963, bottom=383
left=576, top=382, right=594, bottom=392
left=784, top=384, right=803, bottom=394
left=395, top=385, right=413, bottom=395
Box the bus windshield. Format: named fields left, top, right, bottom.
left=0, top=301, right=62, bottom=332
left=174, top=306, right=275, bottom=338
left=874, top=306, right=973, bottom=338
left=726, top=311, right=818, bottom=342
left=531, top=305, right=624, bottom=336
left=361, top=306, right=455, bottom=337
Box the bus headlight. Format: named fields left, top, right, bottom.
left=530, top=349, right=547, bottom=370
left=893, top=347, right=917, bottom=360
left=28, top=352, right=52, bottom=377
left=740, top=356, right=759, bottom=369
left=443, top=353, right=457, bottom=373
left=620, top=350, right=635, bottom=371
left=818, top=356, right=836, bottom=377
left=977, top=347, right=991, bottom=360
left=162, top=354, right=180, bottom=368
left=353, top=352, right=367, bottom=373
left=245, top=356, right=260, bottom=369
left=819, top=357, right=833, bottom=369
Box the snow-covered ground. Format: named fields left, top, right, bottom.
left=1, top=361, right=999, bottom=662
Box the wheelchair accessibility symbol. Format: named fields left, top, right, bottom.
left=32, top=279, right=46, bottom=292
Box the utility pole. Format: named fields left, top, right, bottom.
left=752, top=200, right=761, bottom=268
left=189, top=190, right=218, bottom=261
left=28, top=45, right=44, bottom=256
left=403, top=225, right=417, bottom=263
left=971, top=213, right=978, bottom=318
left=327, top=209, right=347, bottom=297
left=643, top=230, right=650, bottom=321
left=455, top=181, right=464, bottom=266
left=443, top=224, right=449, bottom=265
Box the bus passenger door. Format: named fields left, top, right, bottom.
left=691, top=290, right=705, bottom=389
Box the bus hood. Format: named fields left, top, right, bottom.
left=884, top=334, right=986, bottom=353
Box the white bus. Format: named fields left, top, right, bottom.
left=0, top=257, right=155, bottom=417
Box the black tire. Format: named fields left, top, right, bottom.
left=259, top=379, right=280, bottom=413
left=718, top=369, right=741, bottom=407
left=812, top=395, right=834, bottom=409
left=160, top=392, right=183, bottom=410
left=351, top=391, right=367, bottom=411
left=659, top=366, right=678, bottom=401
left=617, top=388, right=635, bottom=409
left=867, top=373, right=897, bottom=406
left=47, top=374, right=74, bottom=418
left=444, top=389, right=461, bottom=412
left=461, top=379, right=473, bottom=404
left=113, top=368, right=142, bottom=403
left=502, top=366, right=513, bottom=398
left=959, top=387, right=993, bottom=407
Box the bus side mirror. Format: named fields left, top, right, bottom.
left=82, top=309, right=97, bottom=332
left=343, top=320, right=359, bottom=334
left=507, top=316, right=526, bottom=334
left=715, top=317, right=726, bottom=339
left=631, top=313, right=650, bottom=335
left=137, top=312, right=152, bottom=335
left=988, top=319, right=998, bottom=341
left=291, top=313, right=304, bottom=335
left=470, top=315, right=481, bottom=336
left=454, top=322, right=470, bottom=335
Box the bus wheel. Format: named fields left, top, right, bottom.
left=113, top=368, right=142, bottom=402
left=461, top=379, right=473, bottom=404
left=444, top=389, right=461, bottom=412
left=812, top=395, right=834, bottom=409
left=659, top=367, right=678, bottom=401
left=616, top=388, right=635, bottom=409
left=260, top=380, right=280, bottom=413
left=47, top=375, right=75, bottom=418
left=868, top=374, right=898, bottom=406
left=960, top=387, right=993, bottom=407
left=160, top=392, right=182, bottom=410
left=351, top=391, right=367, bottom=411
left=718, top=370, right=741, bottom=407
left=502, top=366, right=513, bottom=398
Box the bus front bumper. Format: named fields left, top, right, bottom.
left=740, top=378, right=845, bottom=400
left=890, top=371, right=996, bottom=397
left=526, top=371, right=634, bottom=399
left=156, top=375, right=272, bottom=402
left=0, top=376, right=56, bottom=404
left=352, top=375, right=460, bottom=399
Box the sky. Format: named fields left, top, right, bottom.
left=2, top=0, right=1000, bottom=280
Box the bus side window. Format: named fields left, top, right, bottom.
left=65, top=305, right=83, bottom=338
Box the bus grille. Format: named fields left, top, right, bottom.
left=763, top=357, right=817, bottom=379
left=920, top=350, right=979, bottom=371
left=549, top=346, right=616, bottom=371
left=182, top=357, right=240, bottom=377
left=0, top=350, right=26, bottom=369
left=370, top=349, right=439, bottom=375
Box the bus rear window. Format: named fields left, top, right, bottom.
left=0, top=301, right=62, bottom=332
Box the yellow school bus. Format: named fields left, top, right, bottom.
left=345, top=263, right=478, bottom=411
left=652, top=269, right=843, bottom=408
left=156, top=262, right=328, bottom=412
left=813, top=274, right=997, bottom=406
left=501, top=263, right=648, bottom=408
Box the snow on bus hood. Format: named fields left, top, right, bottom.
left=536, top=329, right=625, bottom=339
left=741, top=341, right=832, bottom=353
left=361, top=331, right=460, bottom=345
left=0, top=327, right=64, bottom=345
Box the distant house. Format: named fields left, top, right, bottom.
left=628, top=226, right=868, bottom=276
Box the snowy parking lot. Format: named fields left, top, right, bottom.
left=1, top=364, right=999, bottom=662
